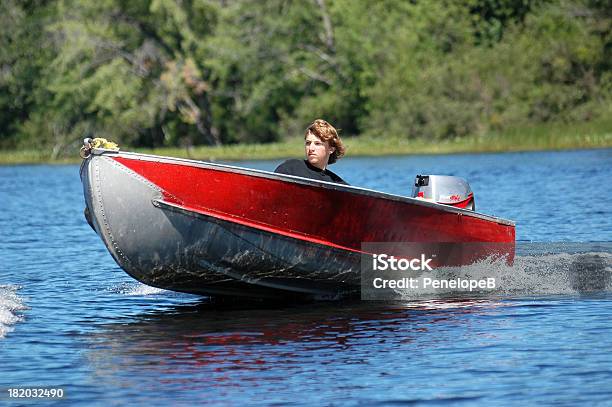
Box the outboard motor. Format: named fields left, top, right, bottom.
left=412, top=175, right=475, bottom=211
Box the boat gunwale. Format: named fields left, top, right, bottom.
left=91, top=148, right=516, bottom=227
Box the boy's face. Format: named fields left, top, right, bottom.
left=305, top=132, right=334, bottom=170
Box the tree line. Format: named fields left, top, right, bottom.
left=0, top=0, right=610, bottom=156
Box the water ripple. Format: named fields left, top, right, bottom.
left=1, top=151, right=611, bottom=404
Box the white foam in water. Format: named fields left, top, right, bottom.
left=401, top=298, right=499, bottom=309
left=0, top=285, right=28, bottom=339
left=112, top=282, right=167, bottom=296
left=395, top=251, right=612, bottom=299
left=127, top=283, right=166, bottom=296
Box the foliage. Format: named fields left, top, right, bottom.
left=0, top=0, right=610, bottom=155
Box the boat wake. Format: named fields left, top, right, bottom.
left=395, top=243, right=612, bottom=299
left=0, top=285, right=27, bottom=339
left=108, top=244, right=611, bottom=301
left=501, top=250, right=612, bottom=295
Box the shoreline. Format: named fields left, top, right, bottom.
left=1, top=123, right=611, bottom=165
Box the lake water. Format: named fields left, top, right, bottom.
left=1, top=149, right=611, bottom=405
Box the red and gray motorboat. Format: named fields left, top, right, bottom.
left=80, top=140, right=515, bottom=300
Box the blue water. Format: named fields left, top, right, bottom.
left=1, top=149, right=611, bottom=405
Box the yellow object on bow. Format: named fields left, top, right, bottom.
left=90, top=138, right=119, bottom=150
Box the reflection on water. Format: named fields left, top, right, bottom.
left=87, top=300, right=500, bottom=396
left=84, top=295, right=612, bottom=404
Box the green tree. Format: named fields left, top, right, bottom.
left=206, top=0, right=364, bottom=142
left=0, top=0, right=56, bottom=150
left=1, top=0, right=609, bottom=154
left=360, top=0, right=611, bottom=139
left=31, top=0, right=221, bottom=152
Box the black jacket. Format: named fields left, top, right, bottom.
left=274, top=159, right=348, bottom=185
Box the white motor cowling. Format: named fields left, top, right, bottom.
left=412, top=175, right=475, bottom=211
